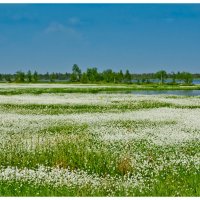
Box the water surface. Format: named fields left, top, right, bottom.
left=130, top=90, right=200, bottom=96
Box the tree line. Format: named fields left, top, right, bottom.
left=0, top=64, right=198, bottom=84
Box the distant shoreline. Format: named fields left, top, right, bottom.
left=0, top=83, right=200, bottom=96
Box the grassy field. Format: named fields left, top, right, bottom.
left=0, top=84, right=199, bottom=196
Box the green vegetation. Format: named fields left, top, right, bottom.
left=0, top=64, right=198, bottom=85
left=0, top=86, right=199, bottom=196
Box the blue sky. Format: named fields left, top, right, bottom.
left=0, top=4, right=200, bottom=73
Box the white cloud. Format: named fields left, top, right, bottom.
left=43, top=21, right=83, bottom=40
left=44, top=22, right=68, bottom=33
left=44, top=22, right=76, bottom=34
left=68, top=17, right=80, bottom=25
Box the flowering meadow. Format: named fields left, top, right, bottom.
left=0, top=84, right=199, bottom=196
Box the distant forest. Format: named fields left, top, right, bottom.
left=0, top=64, right=199, bottom=84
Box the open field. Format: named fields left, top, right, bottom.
left=0, top=84, right=199, bottom=196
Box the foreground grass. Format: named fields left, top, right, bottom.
left=1, top=171, right=199, bottom=197
left=1, top=119, right=199, bottom=196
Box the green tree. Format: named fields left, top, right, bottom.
left=5, top=74, right=12, bottom=82
left=50, top=72, right=56, bottom=82
left=180, top=72, right=193, bottom=84
left=15, top=71, right=25, bottom=83
left=116, top=70, right=124, bottom=83
left=171, top=72, right=176, bottom=84
left=102, top=69, right=114, bottom=83
left=70, top=64, right=82, bottom=82
left=155, top=70, right=167, bottom=84
left=27, top=70, right=32, bottom=82
left=141, top=78, right=146, bottom=83
left=33, top=71, right=38, bottom=82
left=80, top=72, right=88, bottom=83
left=124, top=70, right=132, bottom=83
left=86, top=67, right=99, bottom=82
left=44, top=72, right=50, bottom=80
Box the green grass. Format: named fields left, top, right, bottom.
left=0, top=140, right=199, bottom=197
left=1, top=100, right=200, bottom=115
left=0, top=101, right=173, bottom=114
left=0, top=180, right=147, bottom=196
left=1, top=171, right=199, bottom=197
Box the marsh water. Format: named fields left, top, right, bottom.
left=130, top=90, right=200, bottom=96
left=101, top=89, right=200, bottom=96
